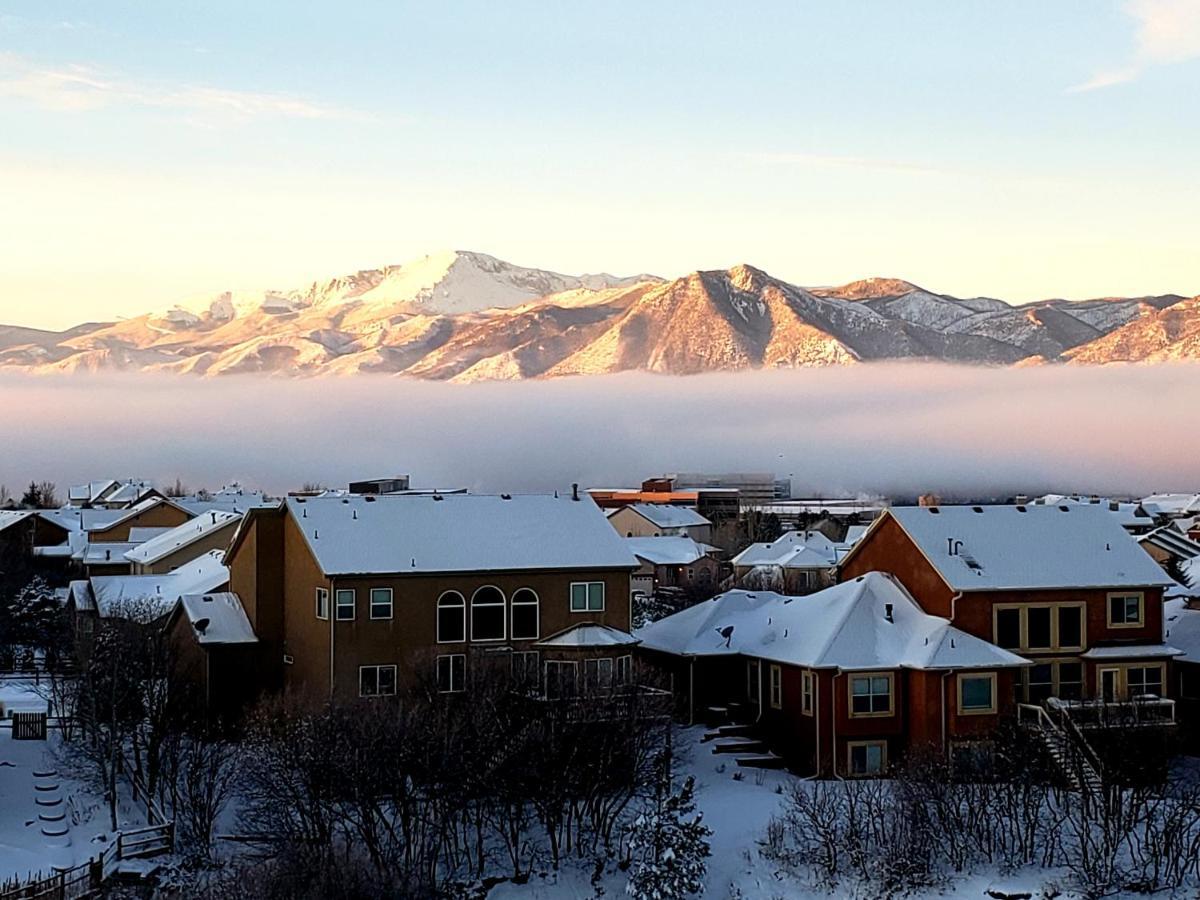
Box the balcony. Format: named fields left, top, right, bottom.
left=1046, top=695, right=1176, bottom=729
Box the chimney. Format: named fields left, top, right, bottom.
left=1110, top=500, right=1119, bottom=512
left=571, top=483, right=580, bottom=501
left=884, top=603, right=894, bottom=623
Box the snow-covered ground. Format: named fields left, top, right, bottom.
left=0, top=728, right=148, bottom=883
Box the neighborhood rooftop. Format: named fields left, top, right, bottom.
left=177, top=592, right=258, bottom=645
left=77, top=550, right=229, bottom=618
left=125, top=510, right=241, bottom=565
left=636, top=572, right=1028, bottom=672
left=623, top=503, right=710, bottom=528
left=625, top=536, right=714, bottom=566
left=286, top=493, right=639, bottom=575
left=868, top=505, right=1174, bottom=591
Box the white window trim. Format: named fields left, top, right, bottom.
left=512, top=650, right=540, bottom=685
left=436, top=591, right=466, bottom=644
left=369, top=587, right=394, bottom=621
left=334, top=588, right=356, bottom=622
left=470, top=586, right=507, bottom=642
left=616, top=654, right=632, bottom=686
left=957, top=672, right=997, bottom=715
left=436, top=653, right=466, bottom=694
left=315, top=587, right=329, bottom=621
left=510, top=588, right=540, bottom=641
left=358, top=664, right=397, bottom=697
left=570, top=581, right=605, bottom=613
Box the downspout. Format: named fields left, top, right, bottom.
left=755, top=660, right=765, bottom=723
left=941, top=670, right=952, bottom=758
left=810, top=670, right=821, bottom=779
left=950, top=591, right=962, bottom=622
left=831, top=671, right=843, bottom=779
left=329, top=578, right=336, bottom=701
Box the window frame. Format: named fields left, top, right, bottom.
left=769, top=664, right=783, bottom=709
left=315, top=587, right=329, bottom=621
left=511, top=650, right=540, bottom=689
left=436, top=653, right=466, bottom=694
left=334, top=588, right=356, bottom=622
left=570, top=581, right=605, bottom=613
left=992, top=602, right=1088, bottom=653
left=584, top=657, right=614, bottom=691
left=1107, top=592, right=1144, bottom=629
left=847, top=740, right=887, bottom=777
left=510, top=588, right=540, bottom=641
left=616, top=654, right=632, bottom=686
left=848, top=671, right=894, bottom=719
left=358, top=664, right=397, bottom=697
left=801, top=670, right=814, bottom=716
left=470, top=586, right=507, bottom=642
left=436, top=591, right=466, bottom=644
left=368, top=587, right=393, bottom=621
left=957, top=672, right=997, bottom=715
left=1098, top=662, right=1166, bottom=701
left=545, top=659, right=579, bottom=698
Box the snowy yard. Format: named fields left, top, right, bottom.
left=0, top=726, right=148, bottom=883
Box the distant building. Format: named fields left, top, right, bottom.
left=625, top=536, right=720, bottom=597
left=667, top=473, right=777, bottom=508
left=349, top=476, right=411, bottom=495
left=607, top=504, right=713, bottom=543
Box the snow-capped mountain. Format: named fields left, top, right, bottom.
left=0, top=252, right=1193, bottom=379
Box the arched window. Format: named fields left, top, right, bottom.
left=471, top=587, right=506, bottom=642
left=511, top=588, right=539, bottom=641
left=437, top=591, right=465, bottom=643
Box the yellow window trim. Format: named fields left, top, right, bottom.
left=992, top=601, right=1088, bottom=653
left=1016, top=657, right=1086, bottom=703
left=769, top=664, right=783, bottom=709
left=956, top=672, right=997, bottom=715
left=1106, top=592, right=1145, bottom=629
left=847, top=670, right=895, bottom=719
left=1097, top=661, right=1166, bottom=701
left=801, top=670, right=814, bottom=716
left=846, top=740, right=888, bottom=777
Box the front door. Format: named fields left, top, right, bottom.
left=1100, top=667, right=1120, bottom=702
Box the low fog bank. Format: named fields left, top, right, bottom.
left=1, top=363, right=1198, bottom=499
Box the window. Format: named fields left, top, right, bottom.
left=1108, top=593, right=1144, bottom=627
left=993, top=603, right=1086, bottom=652
left=958, top=673, right=997, bottom=714
left=570, top=582, right=605, bottom=612
left=769, top=664, right=783, bottom=709
left=849, top=673, right=893, bottom=717
left=747, top=660, right=760, bottom=703
left=436, top=654, right=465, bottom=693
left=848, top=741, right=887, bottom=776
left=616, top=654, right=632, bottom=686
left=801, top=671, right=814, bottom=716
left=584, top=657, right=614, bottom=691
left=995, top=608, right=1021, bottom=650
left=511, top=588, right=539, bottom=640
left=1058, top=662, right=1084, bottom=700
left=335, top=589, right=355, bottom=621
left=1027, top=664, right=1054, bottom=704
left=369, top=588, right=393, bottom=620
left=315, top=587, right=329, bottom=620
left=359, top=664, right=397, bottom=697
left=545, top=660, right=578, bottom=699
left=471, top=587, right=506, bottom=641
left=437, top=591, right=466, bottom=643
left=1128, top=665, right=1163, bottom=698
left=512, top=650, right=540, bottom=690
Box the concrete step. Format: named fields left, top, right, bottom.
left=735, top=752, right=786, bottom=769
left=713, top=738, right=767, bottom=755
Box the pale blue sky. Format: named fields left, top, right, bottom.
left=1, top=1, right=1198, bottom=328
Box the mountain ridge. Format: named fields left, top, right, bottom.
left=0, top=251, right=1195, bottom=379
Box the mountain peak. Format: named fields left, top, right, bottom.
left=812, top=277, right=925, bottom=301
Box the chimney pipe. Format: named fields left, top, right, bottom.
left=571, top=483, right=579, bottom=501
left=884, top=603, right=894, bottom=623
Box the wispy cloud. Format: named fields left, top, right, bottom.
left=1069, top=0, right=1200, bottom=92
left=0, top=52, right=353, bottom=121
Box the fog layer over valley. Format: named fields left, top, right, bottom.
left=2, top=363, right=1197, bottom=497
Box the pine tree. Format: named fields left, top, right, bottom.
left=625, top=774, right=711, bottom=900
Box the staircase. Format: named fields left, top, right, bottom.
left=1018, top=703, right=1104, bottom=798
left=700, top=714, right=786, bottom=769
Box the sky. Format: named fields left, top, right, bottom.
left=1, top=1, right=1199, bottom=329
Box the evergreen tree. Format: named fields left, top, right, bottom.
left=626, top=773, right=711, bottom=900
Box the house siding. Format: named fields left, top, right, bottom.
left=90, top=504, right=192, bottom=543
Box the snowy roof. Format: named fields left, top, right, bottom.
left=127, top=527, right=174, bottom=542
left=124, top=510, right=241, bottom=566
left=0, top=510, right=35, bottom=534
left=1031, top=495, right=1153, bottom=529
left=1139, top=526, right=1200, bottom=561
left=1165, top=599, right=1200, bottom=664
left=1081, top=644, right=1181, bottom=660
left=176, top=492, right=279, bottom=516
left=844, top=524, right=869, bottom=545
left=536, top=623, right=640, bottom=648
left=636, top=572, right=1028, bottom=672
left=623, top=504, right=710, bottom=529
left=68, top=479, right=118, bottom=504
left=76, top=542, right=139, bottom=564
left=286, top=494, right=639, bottom=576
left=732, top=531, right=842, bottom=568
left=87, top=551, right=229, bottom=619
left=625, top=536, right=714, bottom=566
left=104, top=480, right=156, bottom=506
left=84, top=496, right=189, bottom=534
left=861, top=506, right=1174, bottom=591
left=1142, top=493, right=1200, bottom=518
left=178, top=593, right=257, bottom=645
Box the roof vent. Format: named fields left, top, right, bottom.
left=433, top=493, right=443, bottom=501
left=928, top=507, right=940, bottom=514
left=1016, top=505, right=1027, bottom=513
left=501, top=493, right=512, bottom=500
left=202, top=595, right=213, bottom=603
left=364, top=496, right=376, bottom=502
left=1059, top=505, right=1070, bottom=512
left=571, top=483, right=580, bottom=502
left=972, top=506, right=983, bottom=513
left=341, top=498, right=349, bottom=504
left=194, top=617, right=209, bottom=634
left=302, top=508, right=307, bottom=518
left=352, top=510, right=358, bottom=520
left=884, top=603, right=894, bottom=623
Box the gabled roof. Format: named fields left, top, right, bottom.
left=68, top=479, right=118, bottom=504
left=83, top=496, right=192, bottom=534
left=732, top=531, right=843, bottom=568
left=177, top=592, right=257, bottom=645
left=636, top=572, right=1028, bottom=672
left=1142, top=493, right=1200, bottom=518
left=86, top=551, right=229, bottom=619
left=75, top=542, right=140, bottom=564
left=125, top=510, right=241, bottom=566
left=176, top=491, right=279, bottom=517
left=846, top=505, right=1173, bottom=592
left=626, top=536, right=715, bottom=566
left=1165, top=598, right=1200, bottom=664
left=0, top=510, right=35, bottom=534
left=536, top=623, right=639, bottom=648
left=621, top=503, right=710, bottom=529
left=844, top=524, right=869, bottom=546
left=1139, top=526, right=1200, bottom=561
left=287, top=494, right=639, bottom=576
